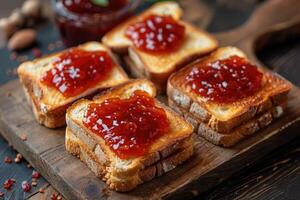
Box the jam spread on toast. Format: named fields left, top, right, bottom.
left=41, top=48, right=113, bottom=97
left=125, top=14, right=185, bottom=54
left=62, top=0, right=128, bottom=14
left=185, top=56, right=263, bottom=103
left=83, top=90, right=169, bottom=159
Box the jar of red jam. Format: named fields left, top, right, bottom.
left=52, top=0, right=141, bottom=47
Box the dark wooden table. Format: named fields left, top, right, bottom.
left=0, top=0, right=299, bottom=199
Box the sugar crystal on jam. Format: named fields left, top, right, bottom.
left=125, top=14, right=185, bottom=54
left=41, top=48, right=113, bottom=97
left=83, top=90, right=169, bottom=159
left=185, top=56, right=263, bottom=103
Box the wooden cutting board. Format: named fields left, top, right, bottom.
left=0, top=0, right=300, bottom=199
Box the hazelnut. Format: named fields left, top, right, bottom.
left=16, top=153, right=23, bottom=159
left=8, top=29, right=37, bottom=51
left=0, top=18, right=17, bottom=47
left=22, top=0, right=42, bottom=18
left=9, top=9, right=25, bottom=28
left=14, top=157, right=21, bottom=163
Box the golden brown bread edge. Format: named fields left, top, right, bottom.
left=169, top=99, right=287, bottom=147
left=66, top=128, right=193, bottom=192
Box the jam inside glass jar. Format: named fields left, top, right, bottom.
left=125, top=14, right=186, bottom=54
left=83, top=90, right=170, bottom=159
left=53, top=0, right=141, bottom=47
left=40, top=48, right=114, bottom=97
left=185, top=56, right=263, bottom=103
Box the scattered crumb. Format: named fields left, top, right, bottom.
left=51, top=193, right=58, bottom=200
left=31, top=181, right=37, bottom=187
left=55, top=40, right=63, bottom=48
left=16, top=55, right=28, bottom=63
left=3, top=179, right=15, bottom=190
left=15, top=153, right=23, bottom=163
left=32, top=47, right=42, bottom=58
left=21, top=181, right=31, bottom=192
left=14, top=157, right=21, bottom=163
left=191, top=190, right=199, bottom=196
left=101, top=187, right=110, bottom=198
left=20, top=134, right=27, bottom=141
left=38, top=188, right=45, bottom=193
left=6, top=92, right=12, bottom=97
left=48, top=43, right=55, bottom=51
left=32, top=170, right=41, bottom=179
left=10, top=52, right=18, bottom=60
left=4, top=156, right=12, bottom=164
left=16, top=153, right=22, bottom=159
left=256, top=175, right=263, bottom=182
left=27, top=163, right=32, bottom=168
left=6, top=68, right=18, bottom=76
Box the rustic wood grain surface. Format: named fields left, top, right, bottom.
left=0, top=0, right=299, bottom=199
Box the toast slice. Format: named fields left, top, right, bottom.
left=169, top=99, right=286, bottom=147
left=18, top=42, right=128, bottom=128
left=65, top=79, right=193, bottom=191
left=103, top=1, right=217, bottom=93
left=102, top=2, right=183, bottom=54
left=125, top=21, right=218, bottom=93
left=167, top=47, right=292, bottom=133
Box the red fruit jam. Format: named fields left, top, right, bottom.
left=125, top=14, right=185, bottom=54
left=83, top=90, right=169, bottom=159
left=21, top=181, right=31, bottom=192
left=185, top=56, right=263, bottom=103
left=62, top=0, right=128, bottom=14
left=32, top=170, right=41, bottom=179
left=54, top=0, right=140, bottom=47
left=41, top=49, right=113, bottom=97
left=3, top=179, right=14, bottom=190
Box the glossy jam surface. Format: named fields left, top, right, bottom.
left=83, top=90, right=169, bottom=159
left=125, top=14, right=185, bottom=54
left=41, top=49, right=113, bottom=97
left=185, top=56, right=263, bottom=103
left=62, top=0, right=128, bottom=14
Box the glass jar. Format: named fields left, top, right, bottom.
left=52, top=0, right=141, bottom=47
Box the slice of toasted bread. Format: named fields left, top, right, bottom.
left=65, top=79, right=193, bottom=191
left=125, top=21, right=218, bottom=93
left=18, top=42, right=128, bottom=128
left=169, top=99, right=286, bottom=147
left=167, top=47, right=292, bottom=133
left=103, top=1, right=217, bottom=93
left=102, top=2, right=183, bottom=54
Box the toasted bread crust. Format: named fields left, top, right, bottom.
left=18, top=42, right=128, bottom=128
left=167, top=47, right=292, bottom=132
left=169, top=99, right=287, bottom=147
left=66, top=126, right=193, bottom=191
